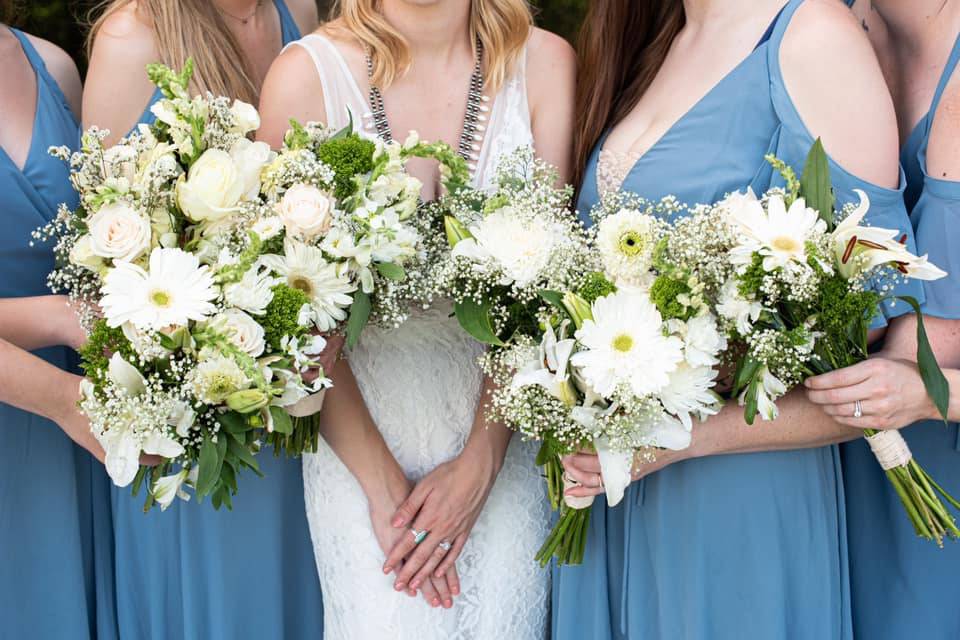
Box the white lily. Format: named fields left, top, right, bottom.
left=152, top=468, right=191, bottom=510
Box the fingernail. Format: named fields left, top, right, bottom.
left=383, top=565, right=392, bottom=574
left=391, top=517, right=404, bottom=527
left=411, top=579, right=421, bottom=589
left=444, top=599, right=452, bottom=608
left=452, top=586, right=460, bottom=595
left=432, top=597, right=440, bottom=607
left=394, top=582, right=405, bottom=591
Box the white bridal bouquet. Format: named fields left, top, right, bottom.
left=667, top=141, right=958, bottom=544
left=36, top=61, right=458, bottom=510
left=481, top=192, right=726, bottom=565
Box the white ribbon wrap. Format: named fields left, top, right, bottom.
left=287, top=389, right=326, bottom=418
left=866, top=430, right=913, bottom=470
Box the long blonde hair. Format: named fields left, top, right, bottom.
left=87, top=0, right=260, bottom=104
left=331, top=0, right=533, bottom=93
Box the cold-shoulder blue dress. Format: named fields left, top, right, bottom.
left=840, top=32, right=960, bottom=640
left=109, top=3, right=324, bottom=638
left=552, top=2, right=921, bottom=638
left=0, top=27, right=117, bottom=640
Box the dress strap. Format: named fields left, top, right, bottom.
left=283, top=34, right=372, bottom=132
left=928, top=33, right=960, bottom=122
left=754, top=3, right=789, bottom=50
left=273, top=0, right=302, bottom=44
left=7, top=27, right=75, bottom=120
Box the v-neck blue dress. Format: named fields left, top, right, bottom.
left=552, top=2, right=921, bottom=638
left=0, top=28, right=117, bottom=640
left=840, top=32, right=960, bottom=640
left=109, top=4, right=325, bottom=639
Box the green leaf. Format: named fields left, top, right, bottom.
left=743, top=378, right=760, bottom=426
left=131, top=466, right=149, bottom=497
left=376, top=262, right=406, bottom=282
left=897, top=296, right=950, bottom=423
left=345, top=290, right=372, bottom=350
left=538, top=290, right=566, bottom=313
left=454, top=297, right=506, bottom=346
left=799, top=138, right=835, bottom=229
left=227, top=436, right=263, bottom=477
left=269, top=406, right=294, bottom=435
left=196, top=435, right=223, bottom=499
left=220, top=462, right=238, bottom=494
left=218, top=411, right=253, bottom=435
left=733, top=357, right=761, bottom=396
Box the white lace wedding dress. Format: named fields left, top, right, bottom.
left=291, top=34, right=551, bottom=640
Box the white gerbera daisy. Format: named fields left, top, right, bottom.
left=571, top=290, right=684, bottom=398
left=101, top=247, right=218, bottom=330
left=262, top=239, right=355, bottom=332
left=728, top=193, right=827, bottom=271
left=596, top=208, right=658, bottom=286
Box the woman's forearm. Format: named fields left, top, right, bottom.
left=0, top=296, right=84, bottom=351
left=0, top=337, right=80, bottom=424
left=689, top=389, right=859, bottom=459
left=318, top=358, right=409, bottom=507
left=461, top=376, right=512, bottom=477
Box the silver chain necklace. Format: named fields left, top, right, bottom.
left=365, top=38, right=489, bottom=172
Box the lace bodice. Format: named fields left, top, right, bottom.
left=292, top=35, right=549, bottom=640
left=596, top=148, right=641, bottom=195
left=287, top=34, right=534, bottom=192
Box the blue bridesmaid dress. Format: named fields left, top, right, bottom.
left=0, top=28, right=117, bottom=640
left=840, top=33, right=960, bottom=640
left=552, top=2, right=922, bottom=638
left=110, top=3, right=325, bottom=638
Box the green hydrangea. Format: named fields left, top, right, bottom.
left=817, top=274, right=880, bottom=338
left=262, top=284, right=311, bottom=350
left=79, top=320, right=138, bottom=390
left=650, top=274, right=695, bottom=321
left=317, top=134, right=376, bottom=200
left=577, top=272, right=617, bottom=304
left=737, top=253, right=767, bottom=299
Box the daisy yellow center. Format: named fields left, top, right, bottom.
left=289, top=276, right=314, bottom=296
left=612, top=333, right=634, bottom=353
left=149, top=289, right=173, bottom=308
left=771, top=236, right=801, bottom=253
left=618, top=231, right=645, bottom=257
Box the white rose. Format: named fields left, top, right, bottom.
left=176, top=149, right=245, bottom=223
left=209, top=309, right=266, bottom=357
left=87, top=201, right=152, bottom=262
left=277, top=184, right=334, bottom=239
left=69, top=234, right=105, bottom=271
left=230, top=100, right=261, bottom=134
left=230, top=138, right=274, bottom=200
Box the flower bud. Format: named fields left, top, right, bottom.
left=444, top=215, right=472, bottom=248
left=226, top=389, right=270, bottom=414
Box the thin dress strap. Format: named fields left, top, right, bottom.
left=283, top=34, right=373, bottom=133
left=927, top=33, right=960, bottom=130
left=8, top=28, right=74, bottom=118
left=273, top=0, right=302, bottom=44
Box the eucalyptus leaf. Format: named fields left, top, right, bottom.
left=454, top=297, right=506, bottom=346
left=345, top=290, right=372, bottom=350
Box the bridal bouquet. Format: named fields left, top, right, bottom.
left=420, top=148, right=593, bottom=343
left=693, top=141, right=959, bottom=543
left=36, top=61, right=459, bottom=510
left=483, top=192, right=726, bottom=565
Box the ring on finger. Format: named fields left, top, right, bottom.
left=853, top=399, right=863, bottom=419
left=410, top=528, right=429, bottom=545
left=438, top=540, right=452, bottom=552
left=563, top=471, right=582, bottom=487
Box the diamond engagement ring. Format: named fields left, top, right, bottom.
left=854, top=399, right=863, bottom=419
left=410, top=528, right=428, bottom=545
left=438, top=541, right=453, bottom=552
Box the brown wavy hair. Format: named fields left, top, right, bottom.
left=330, top=0, right=532, bottom=93
left=87, top=1, right=260, bottom=104
left=574, top=0, right=685, bottom=187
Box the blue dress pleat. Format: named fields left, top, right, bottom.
left=840, top=31, right=960, bottom=640
left=109, top=5, right=325, bottom=638
left=553, top=3, right=920, bottom=638
left=0, top=28, right=117, bottom=640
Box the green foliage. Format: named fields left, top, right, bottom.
left=78, top=319, right=137, bottom=389
left=262, top=284, right=310, bottom=350
left=217, top=232, right=264, bottom=283
left=576, top=272, right=616, bottom=304
left=650, top=274, right=695, bottom=321
left=737, top=253, right=767, bottom=299
left=317, top=134, right=377, bottom=200
left=816, top=274, right=880, bottom=340
left=799, top=139, right=836, bottom=229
